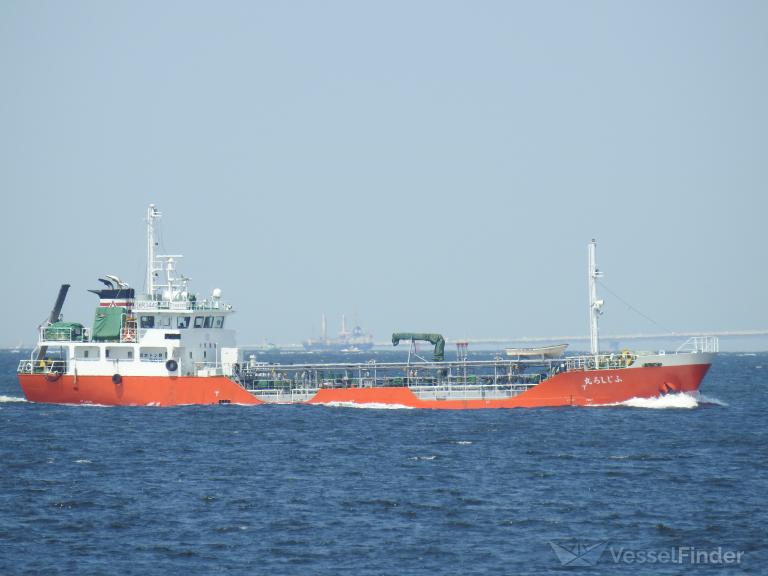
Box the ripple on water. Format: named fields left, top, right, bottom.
left=0, top=352, right=763, bottom=575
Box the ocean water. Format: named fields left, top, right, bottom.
left=1, top=351, right=766, bottom=575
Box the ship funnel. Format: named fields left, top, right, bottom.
left=88, top=279, right=135, bottom=308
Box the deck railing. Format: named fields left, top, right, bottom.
left=234, top=359, right=548, bottom=391
left=134, top=299, right=233, bottom=312
left=39, top=326, right=90, bottom=343
left=564, top=353, right=636, bottom=372
left=675, top=336, right=719, bottom=354
left=17, top=358, right=68, bottom=375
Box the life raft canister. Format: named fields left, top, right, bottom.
left=620, top=349, right=635, bottom=366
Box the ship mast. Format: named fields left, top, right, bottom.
left=588, top=239, right=604, bottom=355
left=146, top=204, right=161, bottom=298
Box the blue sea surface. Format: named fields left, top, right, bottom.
left=1, top=351, right=766, bottom=575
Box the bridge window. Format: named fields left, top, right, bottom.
left=213, top=316, right=224, bottom=328
left=204, top=316, right=213, bottom=328
left=140, top=316, right=155, bottom=329
left=75, top=346, right=100, bottom=360
left=194, top=316, right=204, bottom=328
left=177, top=316, right=190, bottom=329
left=106, top=347, right=134, bottom=361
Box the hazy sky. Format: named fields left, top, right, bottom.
left=1, top=1, right=766, bottom=347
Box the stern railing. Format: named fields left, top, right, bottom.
left=17, top=358, right=68, bottom=375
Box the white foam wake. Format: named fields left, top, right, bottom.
left=595, top=391, right=727, bottom=409
left=61, top=402, right=113, bottom=408
left=694, top=393, right=728, bottom=406
left=620, top=393, right=699, bottom=409
left=0, top=395, right=26, bottom=403
left=317, top=401, right=414, bottom=410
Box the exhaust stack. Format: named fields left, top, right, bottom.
left=49, top=284, right=70, bottom=324
left=36, top=284, right=70, bottom=361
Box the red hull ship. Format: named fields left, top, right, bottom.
left=17, top=356, right=712, bottom=409
left=17, top=208, right=717, bottom=408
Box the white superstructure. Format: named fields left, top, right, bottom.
left=23, top=204, right=239, bottom=381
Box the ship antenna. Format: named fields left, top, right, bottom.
left=146, top=204, right=161, bottom=298
left=588, top=239, right=604, bottom=356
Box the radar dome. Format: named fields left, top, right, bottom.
left=212, top=288, right=222, bottom=299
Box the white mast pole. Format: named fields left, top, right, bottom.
left=146, top=204, right=161, bottom=298
left=588, top=239, right=604, bottom=356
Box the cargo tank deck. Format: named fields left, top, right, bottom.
left=234, top=356, right=577, bottom=403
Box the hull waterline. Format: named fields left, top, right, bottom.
left=307, top=363, right=711, bottom=409
left=18, top=375, right=263, bottom=406
left=19, top=362, right=710, bottom=408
